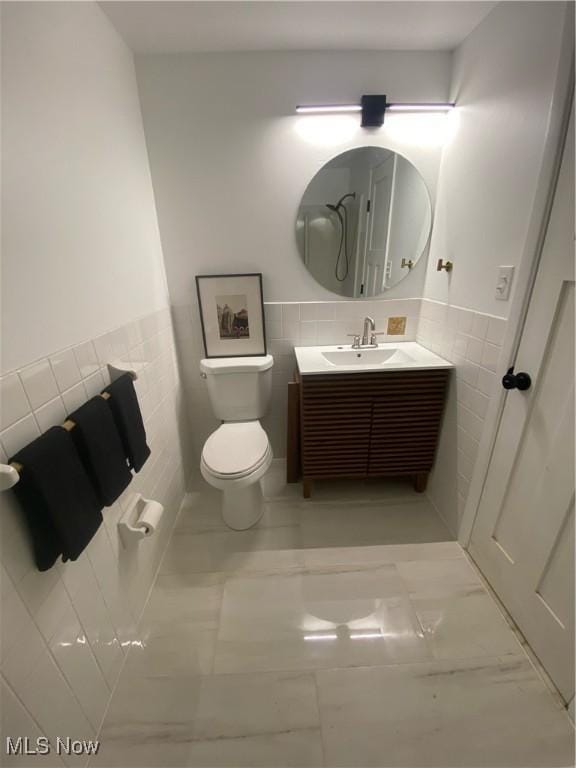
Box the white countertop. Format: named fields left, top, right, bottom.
left=294, top=341, right=453, bottom=375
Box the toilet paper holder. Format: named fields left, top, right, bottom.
left=118, top=493, right=164, bottom=548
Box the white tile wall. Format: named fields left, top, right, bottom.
left=173, top=298, right=421, bottom=462
left=0, top=307, right=192, bottom=762
left=416, top=299, right=507, bottom=534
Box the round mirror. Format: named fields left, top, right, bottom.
left=296, top=147, right=432, bottom=297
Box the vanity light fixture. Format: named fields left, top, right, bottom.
left=295, top=95, right=455, bottom=127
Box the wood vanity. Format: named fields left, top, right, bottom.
left=287, top=344, right=451, bottom=498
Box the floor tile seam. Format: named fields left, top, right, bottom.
left=157, top=553, right=468, bottom=579
left=116, top=645, right=528, bottom=686
left=211, top=652, right=528, bottom=681
left=312, top=669, right=328, bottom=767
left=209, top=571, right=227, bottom=677
left=187, top=724, right=323, bottom=745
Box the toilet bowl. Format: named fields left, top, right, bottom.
left=199, top=355, right=274, bottom=530
left=201, top=421, right=273, bottom=529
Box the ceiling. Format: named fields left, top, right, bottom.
left=100, top=1, right=497, bottom=54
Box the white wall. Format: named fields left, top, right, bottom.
left=135, top=50, right=452, bottom=307
left=422, top=1, right=568, bottom=317
left=418, top=1, right=571, bottom=534
left=136, top=50, right=453, bottom=461
left=1, top=2, right=169, bottom=374
left=0, top=3, right=191, bottom=753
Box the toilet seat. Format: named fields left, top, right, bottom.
left=201, top=421, right=270, bottom=479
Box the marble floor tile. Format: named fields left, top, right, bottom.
left=176, top=492, right=229, bottom=533
left=396, top=556, right=481, bottom=593
left=411, top=585, right=522, bottom=660
left=92, top=465, right=571, bottom=768
left=300, top=501, right=452, bottom=548
left=93, top=676, right=202, bottom=767
left=301, top=541, right=464, bottom=570
left=124, top=625, right=218, bottom=678
left=214, top=564, right=430, bottom=674
left=141, top=572, right=225, bottom=630
left=160, top=527, right=303, bottom=575
left=186, top=671, right=322, bottom=766
left=317, top=656, right=575, bottom=767
left=301, top=476, right=430, bottom=504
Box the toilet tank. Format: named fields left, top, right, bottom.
left=200, top=355, right=274, bottom=421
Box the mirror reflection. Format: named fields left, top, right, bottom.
left=296, top=147, right=432, bottom=297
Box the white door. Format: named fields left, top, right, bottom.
left=469, top=111, right=574, bottom=702
left=365, top=156, right=395, bottom=296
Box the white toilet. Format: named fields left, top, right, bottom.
left=200, top=355, right=274, bottom=530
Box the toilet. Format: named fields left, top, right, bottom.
left=200, top=355, right=274, bottom=530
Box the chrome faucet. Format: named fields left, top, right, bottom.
left=347, top=316, right=384, bottom=349
left=362, top=316, right=375, bottom=346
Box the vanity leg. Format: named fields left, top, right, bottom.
left=414, top=473, right=428, bottom=493
left=303, top=478, right=313, bottom=499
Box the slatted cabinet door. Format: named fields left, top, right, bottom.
left=299, top=369, right=450, bottom=492
left=300, top=375, right=372, bottom=478
left=369, top=370, right=450, bottom=478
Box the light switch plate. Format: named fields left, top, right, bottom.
left=495, top=265, right=514, bottom=301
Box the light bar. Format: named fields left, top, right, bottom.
left=295, top=99, right=456, bottom=124
left=386, top=103, right=455, bottom=112
left=296, top=104, right=362, bottom=114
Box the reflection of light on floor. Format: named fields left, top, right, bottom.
left=303, top=627, right=417, bottom=641
left=304, top=633, right=339, bottom=641
left=303, top=629, right=388, bottom=642
left=121, top=639, right=145, bottom=649
left=57, top=634, right=88, bottom=648
left=350, top=631, right=387, bottom=640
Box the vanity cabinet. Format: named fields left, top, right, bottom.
left=287, top=368, right=450, bottom=497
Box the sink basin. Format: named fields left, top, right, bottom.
left=322, top=348, right=414, bottom=366
left=294, top=342, right=452, bottom=375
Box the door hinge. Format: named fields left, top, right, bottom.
left=360, top=283, right=365, bottom=295
left=366, top=199, right=371, bottom=213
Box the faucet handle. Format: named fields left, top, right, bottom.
left=346, top=334, right=361, bottom=349
left=370, top=332, right=386, bottom=345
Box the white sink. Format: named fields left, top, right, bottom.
left=295, top=342, right=452, bottom=375
left=322, top=348, right=414, bottom=366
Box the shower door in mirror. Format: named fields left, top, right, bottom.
left=295, top=147, right=432, bottom=297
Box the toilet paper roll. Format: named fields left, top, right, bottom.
left=136, top=499, right=164, bottom=536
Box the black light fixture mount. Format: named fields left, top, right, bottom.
left=360, top=95, right=387, bottom=127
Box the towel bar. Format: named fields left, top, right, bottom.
left=0, top=363, right=137, bottom=490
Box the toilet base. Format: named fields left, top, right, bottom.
left=221, top=481, right=265, bottom=530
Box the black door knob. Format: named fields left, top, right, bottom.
left=502, top=367, right=532, bottom=391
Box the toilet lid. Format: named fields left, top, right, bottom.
left=202, top=422, right=269, bottom=477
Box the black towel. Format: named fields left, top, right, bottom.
left=68, top=396, right=133, bottom=506
left=102, top=374, right=151, bottom=472
left=10, top=427, right=103, bottom=571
